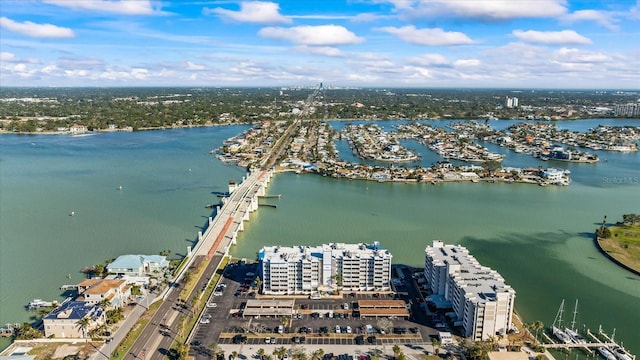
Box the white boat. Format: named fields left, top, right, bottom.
left=565, top=327, right=586, bottom=343
left=597, top=347, right=617, bottom=360
left=611, top=347, right=633, bottom=360
left=551, top=299, right=573, bottom=344
left=28, top=299, right=54, bottom=309
left=565, top=300, right=586, bottom=343
left=552, top=326, right=573, bottom=344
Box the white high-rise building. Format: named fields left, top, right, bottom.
left=259, top=242, right=392, bottom=295
left=425, top=240, right=516, bottom=341
left=505, top=96, right=519, bottom=108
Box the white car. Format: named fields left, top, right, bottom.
left=213, top=291, right=223, bottom=296
left=346, top=326, right=352, bottom=333
left=335, top=325, right=341, bottom=334
left=207, top=302, right=217, bottom=308
left=265, top=337, right=271, bottom=344
left=200, top=318, right=210, bottom=324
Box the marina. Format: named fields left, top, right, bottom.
left=545, top=300, right=635, bottom=359
left=1, top=120, right=639, bottom=354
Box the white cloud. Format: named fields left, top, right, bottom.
left=186, top=61, right=206, bottom=71
left=385, top=0, right=568, bottom=21
left=512, top=30, right=592, bottom=45
left=0, top=16, right=75, bottom=38
left=57, top=57, right=105, bottom=71
left=454, top=59, right=480, bottom=67
left=376, top=26, right=473, bottom=46
left=1, top=52, right=18, bottom=62
left=293, top=46, right=345, bottom=57
left=406, top=53, right=450, bottom=66
left=259, top=25, right=363, bottom=46
left=561, top=10, right=619, bottom=31
left=206, top=1, right=291, bottom=24
left=553, top=48, right=610, bottom=63
left=42, top=0, right=159, bottom=15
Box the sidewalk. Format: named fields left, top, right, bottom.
left=88, top=293, right=158, bottom=360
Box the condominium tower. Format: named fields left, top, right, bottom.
left=259, top=242, right=392, bottom=295
left=424, top=240, right=516, bottom=341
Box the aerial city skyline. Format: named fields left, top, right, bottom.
left=1, top=0, right=639, bottom=88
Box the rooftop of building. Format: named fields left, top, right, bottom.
left=259, top=242, right=392, bottom=263
left=425, top=240, right=515, bottom=303
left=78, top=279, right=126, bottom=295
left=43, top=301, right=102, bottom=321
left=106, top=254, right=169, bottom=270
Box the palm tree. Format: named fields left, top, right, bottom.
left=273, top=346, right=287, bottom=360
left=98, top=298, right=111, bottom=311
left=177, top=343, right=190, bottom=360
left=209, top=343, right=224, bottom=360
left=533, top=321, right=544, bottom=341
left=432, top=338, right=442, bottom=354
left=232, top=351, right=239, bottom=360
left=392, top=345, right=401, bottom=359
left=257, top=348, right=266, bottom=360
left=311, top=349, right=324, bottom=360
left=76, top=317, right=91, bottom=338
left=254, top=276, right=263, bottom=293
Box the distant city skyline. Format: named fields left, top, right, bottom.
left=1, top=0, right=639, bottom=88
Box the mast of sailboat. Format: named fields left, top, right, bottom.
left=553, top=299, right=565, bottom=328
left=570, top=299, right=579, bottom=331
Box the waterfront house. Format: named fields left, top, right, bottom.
left=106, top=254, right=169, bottom=277
left=76, top=279, right=130, bottom=308
left=43, top=300, right=104, bottom=338
left=69, top=124, right=87, bottom=134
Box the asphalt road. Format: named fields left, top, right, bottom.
left=123, top=253, right=224, bottom=360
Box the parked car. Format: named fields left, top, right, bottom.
left=207, top=302, right=217, bottom=308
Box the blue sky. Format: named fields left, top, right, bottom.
left=1, top=0, right=639, bottom=88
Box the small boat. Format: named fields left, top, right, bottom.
left=28, top=299, right=54, bottom=309
left=598, top=347, right=617, bottom=360
left=70, top=211, right=75, bottom=216
left=612, top=347, right=633, bottom=360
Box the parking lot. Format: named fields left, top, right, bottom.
left=190, top=262, right=441, bottom=359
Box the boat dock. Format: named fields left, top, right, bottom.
left=0, top=324, right=19, bottom=337
left=60, top=284, right=79, bottom=291
left=27, top=299, right=57, bottom=309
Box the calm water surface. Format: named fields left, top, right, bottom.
left=1, top=120, right=638, bottom=353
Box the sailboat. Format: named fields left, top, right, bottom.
left=564, top=299, right=587, bottom=343
left=552, top=299, right=574, bottom=344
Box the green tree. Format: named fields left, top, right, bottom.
left=76, top=317, right=91, bottom=338
left=273, top=346, right=287, bottom=360
left=432, top=338, right=442, bottom=354
left=392, top=345, right=401, bottom=359
left=483, top=160, right=502, bottom=176
left=14, top=323, right=43, bottom=340
left=257, top=348, right=266, bottom=360
left=176, top=343, right=190, bottom=360
left=311, top=349, right=324, bottom=360
left=232, top=351, right=239, bottom=360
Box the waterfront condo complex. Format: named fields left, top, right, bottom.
left=258, top=242, right=392, bottom=295
left=424, top=240, right=516, bottom=341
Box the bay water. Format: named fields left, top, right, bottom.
left=1, top=120, right=638, bottom=354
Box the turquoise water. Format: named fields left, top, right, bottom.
left=1, top=120, right=639, bottom=354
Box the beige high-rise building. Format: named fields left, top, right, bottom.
left=425, top=240, right=516, bottom=341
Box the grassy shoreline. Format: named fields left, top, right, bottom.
left=596, top=223, right=640, bottom=275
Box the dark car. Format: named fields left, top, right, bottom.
left=354, top=335, right=364, bottom=345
